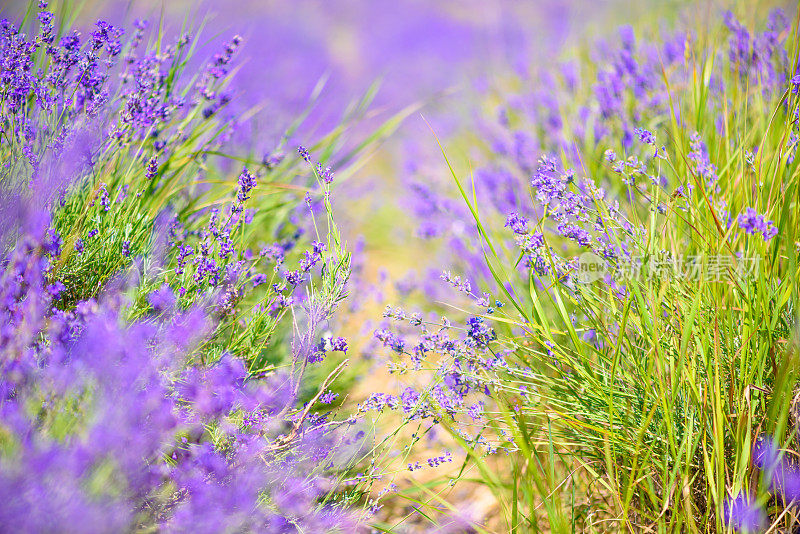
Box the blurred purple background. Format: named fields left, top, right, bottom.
left=0, top=0, right=624, bottom=280
left=0, top=0, right=614, bottom=144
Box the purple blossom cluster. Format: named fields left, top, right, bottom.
left=737, top=208, right=779, bottom=241
left=504, top=212, right=529, bottom=235
left=160, top=158, right=338, bottom=324
left=297, top=146, right=334, bottom=185
left=724, top=437, right=800, bottom=533
left=725, top=495, right=766, bottom=534
left=0, top=7, right=369, bottom=530
left=310, top=334, right=348, bottom=364
left=364, top=306, right=516, bottom=457
left=723, top=9, right=789, bottom=89
left=0, top=219, right=357, bottom=530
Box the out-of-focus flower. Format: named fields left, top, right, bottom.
left=724, top=494, right=766, bottom=533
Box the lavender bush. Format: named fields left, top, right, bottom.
left=364, top=4, right=800, bottom=532
left=0, top=3, right=392, bottom=531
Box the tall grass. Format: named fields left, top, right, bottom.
left=459, top=7, right=799, bottom=532
left=362, top=4, right=800, bottom=532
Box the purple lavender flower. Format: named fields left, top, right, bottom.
left=737, top=208, right=778, bottom=241
left=504, top=212, right=529, bottom=234
left=44, top=228, right=61, bottom=257
left=296, top=146, right=334, bottom=184
left=753, top=437, right=800, bottom=503
left=619, top=25, right=636, bottom=49
left=147, top=285, right=175, bottom=313
left=319, top=391, right=339, bottom=404
left=331, top=336, right=348, bottom=353
left=316, top=163, right=334, bottom=184
left=316, top=335, right=348, bottom=360
left=374, top=329, right=405, bottom=353
left=284, top=270, right=305, bottom=286
left=308, top=349, right=326, bottom=363
left=91, top=20, right=123, bottom=56
left=95, top=184, right=111, bottom=212
left=688, top=132, right=718, bottom=192
left=427, top=450, right=453, bottom=468
left=145, top=155, right=158, bottom=180
left=236, top=167, right=257, bottom=205
left=724, top=494, right=766, bottom=533
left=558, top=223, right=592, bottom=247
left=37, top=10, right=54, bottom=44
left=263, top=151, right=285, bottom=168
left=441, top=271, right=473, bottom=294
left=300, top=249, right=322, bottom=272
left=634, top=127, right=655, bottom=145
left=466, top=317, right=496, bottom=348
left=311, top=240, right=327, bottom=255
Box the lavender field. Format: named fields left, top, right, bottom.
left=0, top=0, right=798, bottom=532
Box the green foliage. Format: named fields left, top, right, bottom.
left=432, top=5, right=800, bottom=532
